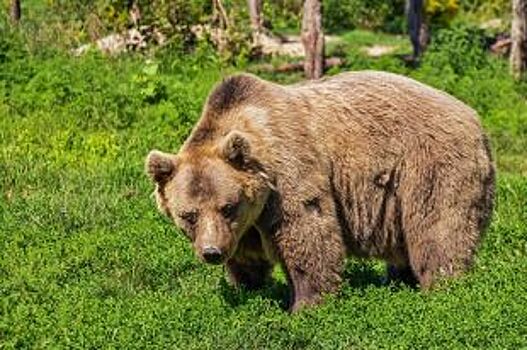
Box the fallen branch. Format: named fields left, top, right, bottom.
left=490, top=37, right=512, bottom=56
left=252, top=57, right=344, bottom=73
left=72, top=25, right=166, bottom=56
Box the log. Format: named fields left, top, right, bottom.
left=491, top=37, right=512, bottom=56
left=252, top=57, right=344, bottom=74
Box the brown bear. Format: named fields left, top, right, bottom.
left=146, top=71, right=495, bottom=312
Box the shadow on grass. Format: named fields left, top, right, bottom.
left=343, top=261, right=386, bottom=290
left=343, top=260, right=420, bottom=292
left=219, top=278, right=291, bottom=310
left=218, top=260, right=419, bottom=311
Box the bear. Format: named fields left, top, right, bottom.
left=145, top=71, right=495, bottom=312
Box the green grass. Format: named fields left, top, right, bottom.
left=1, top=27, right=527, bottom=348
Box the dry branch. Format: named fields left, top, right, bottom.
left=252, top=57, right=344, bottom=74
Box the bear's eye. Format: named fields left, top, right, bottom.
left=220, top=203, right=238, bottom=219
left=179, top=211, right=198, bottom=225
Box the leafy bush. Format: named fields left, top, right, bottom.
left=259, top=0, right=406, bottom=34
left=421, top=23, right=488, bottom=75
left=459, top=0, right=511, bottom=19
left=262, top=0, right=303, bottom=32
left=426, top=0, right=459, bottom=24
left=324, top=0, right=405, bottom=33
left=42, top=0, right=212, bottom=39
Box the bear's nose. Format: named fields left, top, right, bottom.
left=202, top=246, right=224, bottom=264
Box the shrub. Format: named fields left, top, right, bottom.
left=458, top=0, right=511, bottom=19
left=426, top=0, right=460, bottom=24
left=263, top=0, right=303, bottom=32
left=323, top=0, right=406, bottom=33
left=421, top=23, right=488, bottom=76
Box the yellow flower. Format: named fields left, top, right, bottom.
left=425, top=0, right=459, bottom=22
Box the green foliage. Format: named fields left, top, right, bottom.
left=324, top=0, right=406, bottom=33
left=263, top=0, right=303, bottom=33
left=426, top=0, right=459, bottom=24
left=262, top=0, right=407, bottom=33
left=42, top=0, right=212, bottom=39
left=1, top=11, right=527, bottom=349
left=459, top=0, right=511, bottom=19
left=422, top=24, right=488, bottom=75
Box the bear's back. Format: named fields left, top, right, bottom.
left=282, top=71, right=487, bottom=171
left=289, top=71, right=481, bottom=140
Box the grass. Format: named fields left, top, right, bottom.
left=1, top=25, right=527, bottom=348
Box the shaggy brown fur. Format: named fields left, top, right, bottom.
left=146, top=71, right=495, bottom=312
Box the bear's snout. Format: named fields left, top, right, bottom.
left=201, top=246, right=224, bottom=265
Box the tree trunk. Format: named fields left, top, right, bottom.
left=247, top=0, right=263, bottom=33
left=10, top=0, right=21, bottom=23
left=511, top=0, right=527, bottom=79
left=213, top=0, right=230, bottom=30
left=247, top=0, right=264, bottom=48
left=301, top=0, right=324, bottom=79
left=407, top=0, right=424, bottom=59
left=127, top=0, right=141, bottom=28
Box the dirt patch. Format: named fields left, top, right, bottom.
left=361, top=44, right=399, bottom=57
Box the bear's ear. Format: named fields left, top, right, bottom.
left=145, top=150, right=177, bottom=184
left=220, top=131, right=251, bottom=168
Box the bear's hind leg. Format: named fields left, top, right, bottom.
left=407, top=240, right=457, bottom=289
left=406, top=216, right=479, bottom=289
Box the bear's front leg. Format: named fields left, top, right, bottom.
left=274, top=196, right=346, bottom=312
left=226, top=227, right=273, bottom=290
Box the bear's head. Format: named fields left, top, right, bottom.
left=146, top=131, right=271, bottom=265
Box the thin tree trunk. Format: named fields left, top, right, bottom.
left=407, top=0, right=424, bottom=59
left=213, top=0, right=231, bottom=30
left=247, top=0, right=264, bottom=47
left=419, top=21, right=430, bottom=53
left=247, top=0, right=263, bottom=34
left=10, top=0, right=21, bottom=23
left=211, top=0, right=231, bottom=54
left=301, top=0, right=324, bottom=80
left=127, top=0, right=141, bottom=28
left=511, top=0, right=527, bottom=79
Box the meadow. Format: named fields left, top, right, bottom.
left=1, top=18, right=527, bottom=349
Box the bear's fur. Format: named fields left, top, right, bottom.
left=146, top=71, right=495, bottom=312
